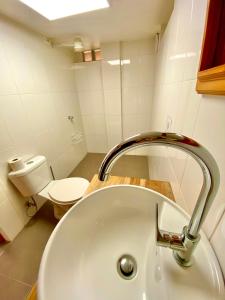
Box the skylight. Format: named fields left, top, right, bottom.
left=19, top=0, right=109, bottom=21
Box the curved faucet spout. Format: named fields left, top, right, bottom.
left=98, top=132, right=220, bottom=267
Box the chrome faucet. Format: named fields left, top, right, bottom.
left=98, top=132, right=220, bottom=267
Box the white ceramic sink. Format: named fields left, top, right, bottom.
left=38, top=185, right=225, bottom=300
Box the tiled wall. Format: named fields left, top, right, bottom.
left=75, top=39, right=155, bottom=153
left=121, top=40, right=155, bottom=140
left=101, top=42, right=122, bottom=151
left=75, top=60, right=108, bottom=153
left=0, top=16, right=86, bottom=241
left=149, top=0, right=225, bottom=269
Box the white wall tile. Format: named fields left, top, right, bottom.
left=21, top=94, right=57, bottom=135
left=76, top=39, right=155, bottom=154
left=104, top=89, right=121, bottom=115
left=101, top=42, right=120, bottom=60
left=122, top=82, right=153, bottom=117
left=0, top=198, right=24, bottom=241
left=47, top=56, right=75, bottom=93
left=123, top=115, right=138, bottom=139
left=74, top=64, right=89, bottom=92
left=121, top=41, right=141, bottom=58
left=193, top=96, right=225, bottom=237
left=136, top=114, right=150, bottom=133
left=138, top=39, right=155, bottom=55
left=122, top=39, right=154, bottom=57
left=82, top=115, right=107, bottom=136
left=211, top=212, right=225, bottom=277
left=0, top=95, right=35, bottom=150
left=86, top=134, right=108, bottom=153
left=52, top=144, right=86, bottom=179
left=121, top=40, right=155, bottom=147
left=138, top=86, right=153, bottom=115
left=34, top=130, right=61, bottom=163
left=0, top=45, right=17, bottom=95
left=106, top=115, right=122, bottom=149
left=4, top=47, right=36, bottom=93
left=149, top=0, right=225, bottom=272
left=122, top=87, right=139, bottom=115
left=28, top=54, right=50, bottom=93
left=87, top=62, right=103, bottom=91
left=0, top=118, right=13, bottom=152
left=78, top=91, right=105, bottom=115
left=122, top=56, right=140, bottom=88
left=151, top=84, right=169, bottom=131
left=101, top=61, right=120, bottom=90
left=76, top=63, right=106, bottom=153
left=75, top=61, right=102, bottom=92
left=180, top=156, right=203, bottom=214
left=0, top=18, right=87, bottom=241
left=139, top=55, right=155, bottom=86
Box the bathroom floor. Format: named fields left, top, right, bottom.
left=0, top=202, right=57, bottom=300
left=70, top=153, right=149, bottom=181
left=0, top=153, right=148, bottom=300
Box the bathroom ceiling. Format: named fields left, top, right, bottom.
left=0, top=0, right=174, bottom=48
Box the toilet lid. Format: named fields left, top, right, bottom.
left=48, top=178, right=89, bottom=204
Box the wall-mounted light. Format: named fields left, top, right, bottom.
left=107, top=59, right=131, bottom=66
left=19, top=0, right=109, bottom=21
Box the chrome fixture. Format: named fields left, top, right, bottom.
left=67, top=115, right=74, bottom=122
left=98, top=132, right=220, bottom=267
left=117, top=254, right=137, bottom=280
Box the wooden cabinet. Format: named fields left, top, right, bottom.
left=196, top=0, right=225, bottom=95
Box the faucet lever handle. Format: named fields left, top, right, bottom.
left=156, top=203, right=185, bottom=251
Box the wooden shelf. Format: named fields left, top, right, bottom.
left=197, top=64, right=225, bottom=95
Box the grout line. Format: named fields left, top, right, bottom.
left=209, top=209, right=225, bottom=241
left=119, top=41, right=124, bottom=140
left=0, top=272, right=32, bottom=287
left=99, top=57, right=110, bottom=151
left=178, top=83, right=203, bottom=203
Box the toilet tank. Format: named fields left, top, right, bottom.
left=8, top=156, right=52, bottom=197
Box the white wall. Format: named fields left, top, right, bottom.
left=102, top=42, right=122, bottom=150
left=149, top=0, right=225, bottom=245
left=0, top=16, right=86, bottom=241
left=75, top=60, right=109, bottom=153
left=75, top=39, right=155, bottom=154
left=121, top=40, right=155, bottom=140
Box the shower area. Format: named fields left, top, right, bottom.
left=73, top=39, right=155, bottom=177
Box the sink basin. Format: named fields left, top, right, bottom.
left=38, top=185, right=225, bottom=300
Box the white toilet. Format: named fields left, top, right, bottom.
left=8, top=155, right=89, bottom=219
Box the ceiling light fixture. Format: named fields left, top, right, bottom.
left=19, top=0, right=109, bottom=21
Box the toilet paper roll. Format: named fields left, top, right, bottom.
left=8, top=157, right=25, bottom=171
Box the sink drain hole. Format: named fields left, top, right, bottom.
left=117, top=254, right=137, bottom=280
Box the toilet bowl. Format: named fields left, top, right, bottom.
left=8, top=155, right=89, bottom=219
left=38, top=177, right=89, bottom=219
left=38, top=177, right=89, bottom=205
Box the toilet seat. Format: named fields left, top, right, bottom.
left=38, top=177, right=89, bottom=205
left=49, top=178, right=89, bottom=205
